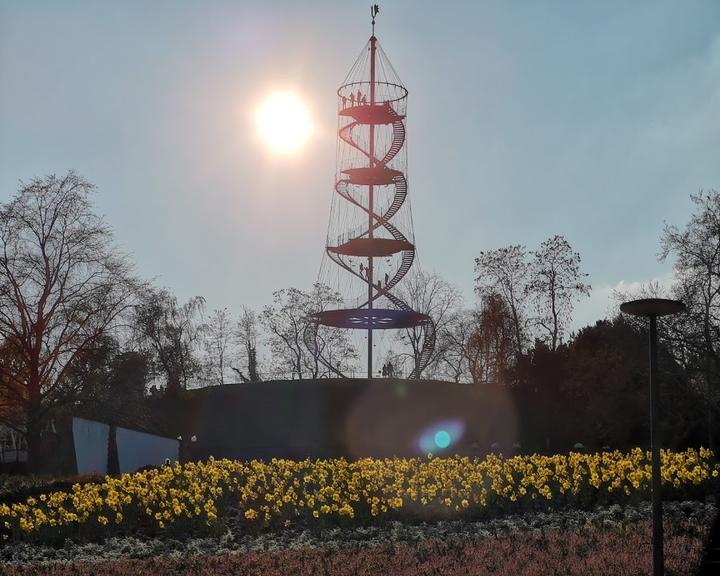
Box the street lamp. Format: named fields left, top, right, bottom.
left=620, top=298, right=686, bottom=576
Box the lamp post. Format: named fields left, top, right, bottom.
left=620, top=298, right=686, bottom=576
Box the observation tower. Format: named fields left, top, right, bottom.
left=308, top=6, right=435, bottom=378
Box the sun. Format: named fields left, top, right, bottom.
left=255, top=91, right=313, bottom=154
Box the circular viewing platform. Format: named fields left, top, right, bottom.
left=328, top=237, right=414, bottom=257
left=342, top=167, right=403, bottom=186
left=312, top=308, right=431, bottom=330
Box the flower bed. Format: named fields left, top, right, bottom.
left=0, top=503, right=713, bottom=575
left=0, top=448, right=716, bottom=543
left=0, top=500, right=714, bottom=565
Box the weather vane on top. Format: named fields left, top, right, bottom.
left=371, top=4, right=379, bottom=36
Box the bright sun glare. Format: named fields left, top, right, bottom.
left=255, top=91, right=313, bottom=154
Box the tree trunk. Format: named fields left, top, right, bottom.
left=23, top=380, right=43, bottom=473
left=705, top=356, right=714, bottom=452
left=704, top=309, right=715, bottom=451
left=248, top=346, right=259, bottom=382
left=25, top=415, right=42, bottom=473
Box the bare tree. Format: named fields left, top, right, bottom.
left=200, top=308, right=236, bottom=386
left=474, top=245, right=530, bottom=359
left=660, top=191, right=720, bottom=449
left=233, top=306, right=262, bottom=383
left=661, top=192, right=720, bottom=371
left=261, top=283, right=357, bottom=379
left=262, top=288, right=306, bottom=379
left=0, top=173, right=138, bottom=469
left=436, top=309, right=476, bottom=383
left=528, top=235, right=590, bottom=351
left=304, top=284, right=358, bottom=378
left=133, top=288, right=205, bottom=393
left=395, top=270, right=462, bottom=378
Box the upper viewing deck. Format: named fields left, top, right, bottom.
left=339, top=102, right=404, bottom=125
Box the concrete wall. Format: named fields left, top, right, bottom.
left=72, top=417, right=110, bottom=475
left=116, top=426, right=179, bottom=473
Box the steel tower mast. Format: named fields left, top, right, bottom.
left=367, top=24, right=376, bottom=379
left=307, top=6, right=435, bottom=379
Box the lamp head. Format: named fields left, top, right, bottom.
left=620, top=298, right=686, bottom=318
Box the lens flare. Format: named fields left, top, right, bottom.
left=434, top=430, right=451, bottom=449
left=418, top=420, right=465, bottom=453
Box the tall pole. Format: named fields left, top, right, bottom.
left=621, top=299, right=685, bottom=576
left=649, top=315, right=664, bottom=576
left=367, top=33, right=376, bottom=379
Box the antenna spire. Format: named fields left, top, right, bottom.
left=371, top=4, right=379, bottom=36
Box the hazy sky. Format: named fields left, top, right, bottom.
left=2, top=0, right=720, bottom=330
